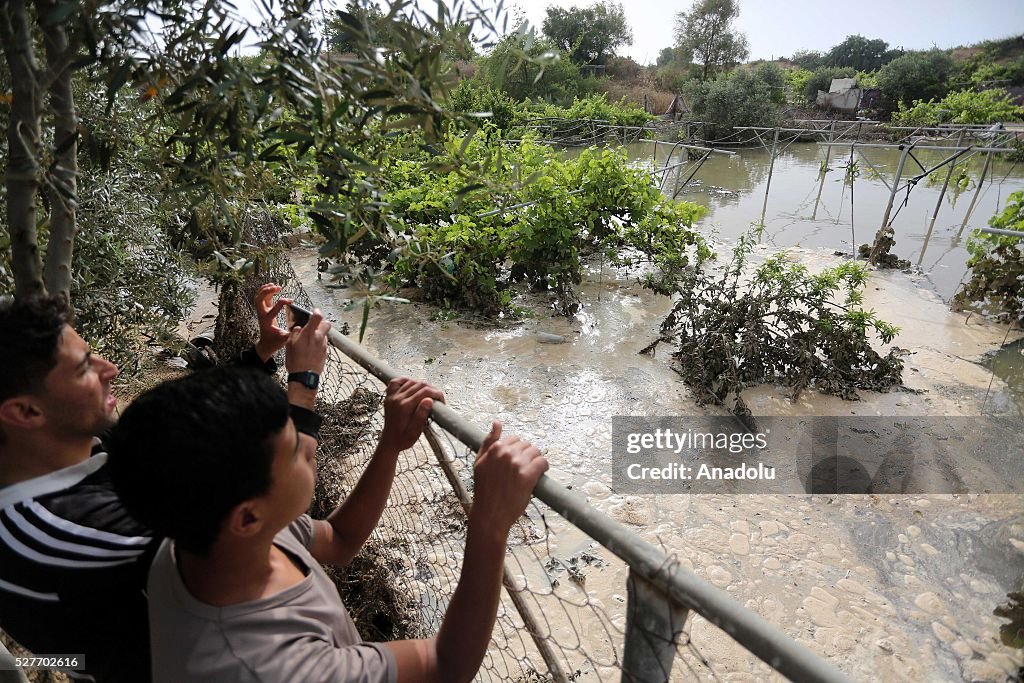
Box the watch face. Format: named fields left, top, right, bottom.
left=290, top=372, right=319, bottom=390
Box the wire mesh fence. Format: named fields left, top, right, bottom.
left=223, top=215, right=850, bottom=682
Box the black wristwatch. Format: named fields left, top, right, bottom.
left=287, top=371, right=320, bottom=390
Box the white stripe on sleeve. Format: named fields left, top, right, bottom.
left=5, top=507, right=145, bottom=560
left=0, top=576, right=60, bottom=602
left=0, top=522, right=141, bottom=569
left=25, top=500, right=151, bottom=547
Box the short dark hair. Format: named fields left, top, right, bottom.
left=107, top=367, right=290, bottom=556
left=0, top=295, right=73, bottom=402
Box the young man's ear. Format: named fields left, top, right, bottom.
left=0, top=396, right=45, bottom=431
left=225, top=501, right=267, bottom=540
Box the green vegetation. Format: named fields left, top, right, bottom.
left=376, top=132, right=708, bottom=315
left=643, top=231, right=904, bottom=417
left=954, top=191, right=1024, bottom=324
left=893, top=88, right=1024, bottom=125
left=682, top=68, right=782, bottom=140
left=823, top=34, right=903, bottom=72
left=445, top=84, right=653, bottom=136
left=478, top=32, right=593, bottom=104
left=1, top=0, right=520, bottom=350
left=518, top=93, right=654, bottom=129
left=541, top=1, right=632, bottom=65
left=877, top=49, right=957, bottom=111
left=673, top=0, right=749, bottom=80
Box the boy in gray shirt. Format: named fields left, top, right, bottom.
left=106, top=313, right=548, bottom=683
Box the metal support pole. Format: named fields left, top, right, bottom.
left=812, top=122, right=836, bottom=220
left=958, top=151, right=993, bottom=238
left=423, top=428, right=570, bottom=683
left=919, top=131, right=966, bottom=265
left=867, top=143, right=913, bottom=264
left=759, top=129, right=780, bottom=227
left=878, top=144, right=912, bottom=234
left=621, top=571, right=689, bottom=683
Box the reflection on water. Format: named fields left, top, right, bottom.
left=573, top=141, right=1024, bottom=303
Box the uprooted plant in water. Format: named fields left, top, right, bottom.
left=954, top=190, right=1024, bottom=325
left=643, top=230, right=905, bottom=417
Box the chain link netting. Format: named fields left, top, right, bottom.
left=216, top=214, right=809, bottom=683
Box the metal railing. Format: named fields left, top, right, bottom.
left=290, top=303, right=853, bottom=683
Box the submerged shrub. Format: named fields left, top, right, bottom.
left=643, top=231, right=904, bottom=417
left=954, top=191, right=1024, bottom=324
left=382, top=134, right=707, bottom=315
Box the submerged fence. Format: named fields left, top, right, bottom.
left=232, top=244, right=853, bottom=683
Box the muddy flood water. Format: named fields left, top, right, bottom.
left=290, top=142, right=1024, bottom=682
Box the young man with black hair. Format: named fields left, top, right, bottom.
left=107, top=366, right=548, bottom=683
left=0, top=284, right=322, bottom=682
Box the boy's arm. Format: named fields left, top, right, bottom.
left=308, top=378, right=443, bottom=567
left=384, top=423, right=548, bottom=683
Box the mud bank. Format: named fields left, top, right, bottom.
left=291, top=245, right=1023, bottom=681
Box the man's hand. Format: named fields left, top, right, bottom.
left=377, top=378, right=445, bottom=455
left=285, top=308, right=331, bottom=409
left=253, top=283, right=293, bottom=362
left=471, top=422, right=548, bottom=536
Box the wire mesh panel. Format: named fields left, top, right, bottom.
left=223, top=216, right=848, bottom=683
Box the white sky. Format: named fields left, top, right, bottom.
left=233, top=0, right=1023, bottom=66
left=508, top=0, right=1024, bottom=65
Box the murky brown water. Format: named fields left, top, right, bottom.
left=289, top=142, right=1024, bottom=681
left=292, top=241, right=1023, bottom=681
left=604, top=140, right=1024, bottom=304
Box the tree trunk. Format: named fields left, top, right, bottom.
left=36, top=0, right=79, bottom=301
left=0, top=0, right=45, bottom=300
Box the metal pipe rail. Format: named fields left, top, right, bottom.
left=817, top=142, right=1016, bottom=153
left=289, top=304, right=854, bottom=683
left=981, top=226, right=1024, bottom=238
left=884, top=124, right=1019, bottom=131
left=644, top=139, right=736, bottom=155
left=792, top=119, right=881, bottom=125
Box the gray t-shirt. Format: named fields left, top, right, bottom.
left=147, top=515, right=397, bottom=683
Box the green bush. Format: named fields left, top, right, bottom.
left=877, top=49, right=955, bottom=110
left=954, top=191, right=1024, bottom=323
left=646, top=231, right=904, bottom=416
left=752, top=63, right=788, bottom=105
left=445, top=79, right=524, bottom=132
left=964, top=56, right=1024, bottom=87
left=519, top=92, right=654, bottom=127
left=893, top=88, right=1024, bottom=125
left=785, top=68, right=813, bottom=104
left=683, top=68, right=782, bottom=141
left=478, top=34, right=588, bottom=104
left=380, top=133, right=708, bottom=314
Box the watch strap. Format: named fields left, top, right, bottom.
left=287, top=371, right=320, bottom=389
left=289, top=405, right=322, bottom=440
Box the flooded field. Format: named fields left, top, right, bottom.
left=620, top=139, right=1024, bottom=303
left=290, top=142, right=1024, bottom=681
